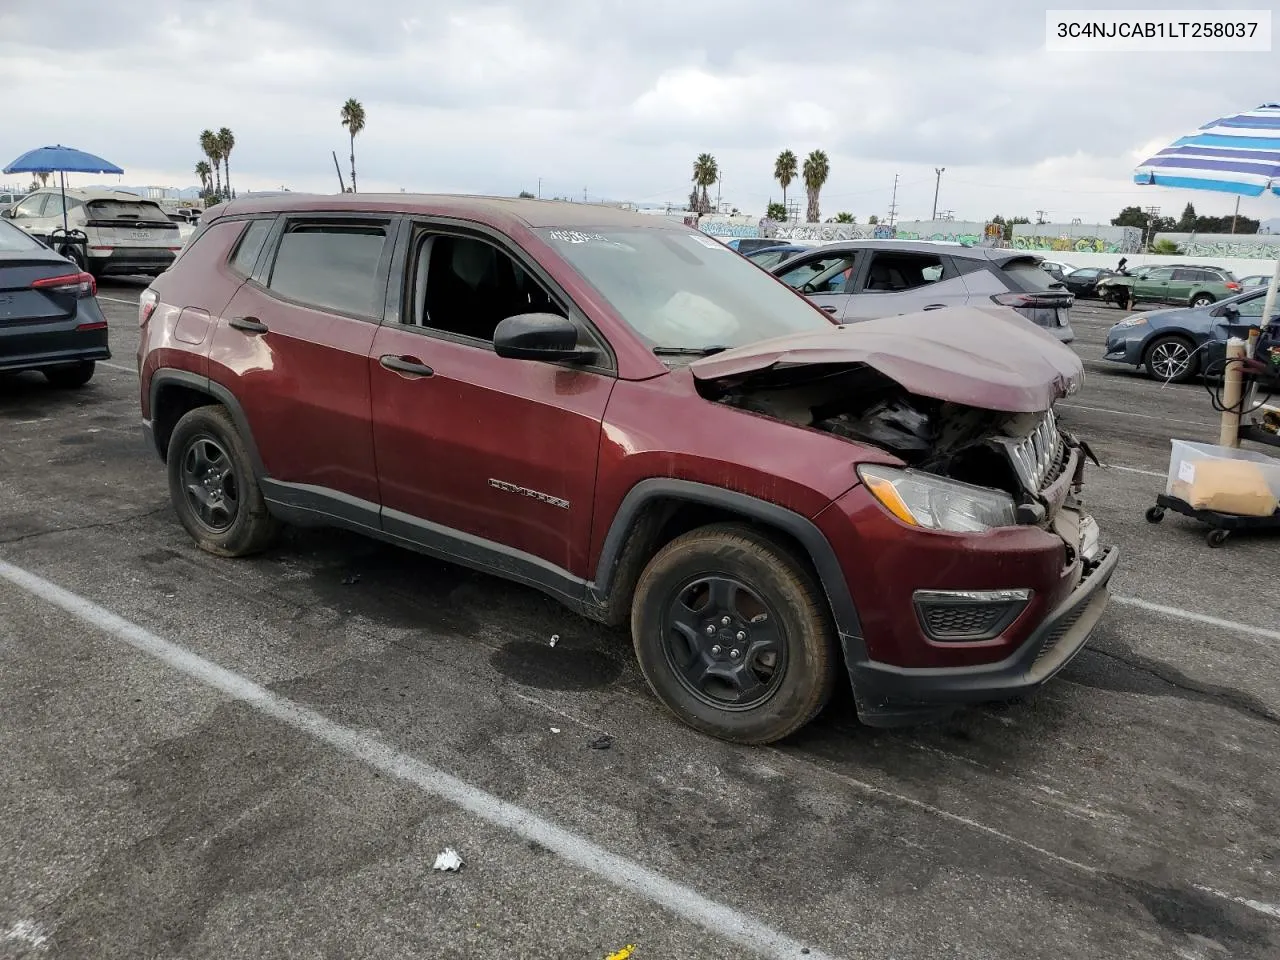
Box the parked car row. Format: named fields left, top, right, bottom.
left=0, top=187, right=183, bottom=279
left=1096, top=264, right=1242, bottom=308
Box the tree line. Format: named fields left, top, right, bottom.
left=1111, top=202, right=1259, bottom=235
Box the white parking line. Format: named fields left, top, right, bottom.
left=99, top=360, right=135, bottom=374
left=96, top=296, right=139, bottom=305
left=0, top=558, right=837, bottom=960
left=1113, top=596, right=1280, bottom=644
left=1104, top=464, right=1166, bottom=479
left=1058, top=402, right=1211, bottom=428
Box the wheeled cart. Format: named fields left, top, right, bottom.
left=1145, top=493, right=1280, bottom=548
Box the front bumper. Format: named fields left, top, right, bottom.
left=847, top=545, right=1119, bottom=726
left=1103, top=331, right=1146, bottom=365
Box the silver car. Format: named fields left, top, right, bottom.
left=769, top=240, right=1076, bottom=342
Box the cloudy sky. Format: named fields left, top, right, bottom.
left=2, top=0, right=1276, bottom=226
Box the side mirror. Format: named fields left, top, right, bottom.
left=0, top=208, right=13, bottom=218
left=1221, top=304, right=1240, bottom=320
left=493, top=312, right=593, bottom=363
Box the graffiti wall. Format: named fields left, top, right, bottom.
left=1009, top=223, right=1141, bottom=254
left=1153, top=233, right=1280, bottom=259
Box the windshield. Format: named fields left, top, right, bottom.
left=535, top=226, right=833, bottom=351
left=0, top=217, right=45, bottom=252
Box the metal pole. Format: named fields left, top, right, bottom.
left=931, top=167, right=944, bottom=220
left=332, top=151, right=346, bottom=192
left=537, top=177, right=542, bottom=199
left=888, top=174, right=899, bottom=225
left=1231, top=195, right=1240, bottom=234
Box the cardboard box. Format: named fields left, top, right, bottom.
left=1171, top=458, right=1279, bottom=516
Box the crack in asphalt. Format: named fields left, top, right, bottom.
left=1080, top=645, right=1280, bottom=728
left=0, top=505, right=171, bottom=547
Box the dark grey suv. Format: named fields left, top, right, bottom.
left=770, top=240, right=1076, bottom=342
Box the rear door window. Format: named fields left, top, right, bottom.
left=265, top=220, right=390, bottom=318
left=860, top=252, right=947, bottom=292
left=1172, top=269, right=1198, bottom=281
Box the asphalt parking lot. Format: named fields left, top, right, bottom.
left=2, top=282, right=1277, bottom=960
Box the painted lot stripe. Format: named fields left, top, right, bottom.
left=97, top=295, right=139, bottom=305
left=1104, top=464, right=1166, bottom=479
left=0, top=558, right=836, bottom=960
left=99, top=360, right=135, bottom=374
left=1058, top=402, right=1211, bottom=428
left=1113, top=595, right=1280, bottom=644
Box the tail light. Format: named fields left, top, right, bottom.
left=991, top=292, right=1072, bottom=308
left=139, top=288, right=159, bottom=327
left=1225, top=282, right=1241, bottom=290
left=32, top=271, right=96, bottom=298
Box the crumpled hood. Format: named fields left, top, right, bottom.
left=690, top=306, right=1084, bottom=413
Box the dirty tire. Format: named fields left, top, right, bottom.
left=167, top=404, right=280, bottom=557
left=42, top=361, right=95, bottom=388
left=630, top=522, right=838, bottom=745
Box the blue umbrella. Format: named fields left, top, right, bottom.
left=3, top=144, right=125, bottom=234
left=1134, top=104, right=1280, bottom=323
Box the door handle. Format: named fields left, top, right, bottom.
left=229, top=316, right=268, bottom=334
left=923, top=303, right=946, bottom=310
left=379, top=354, right=434, bottom=378
left=820, top=305, right=838, bottom=314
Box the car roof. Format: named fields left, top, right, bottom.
left=27, top=187, right=166, bottom=202
left=805, top=238, right=1036, bottom=262
left=202, top=192, right=690, bottom=233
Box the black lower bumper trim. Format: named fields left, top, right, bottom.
left=848, top=545, right=1120, bottom=727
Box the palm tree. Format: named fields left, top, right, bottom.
left=803, top=149, right=830, bottom=223
left=773, top=150, right=797, bottom=220
left=217, top=128, right=235, bottom=199
left=341, top=98, right=366, bottom=192
left=200, top=129, right=222, bottom=199
left=692, top=153, right=718, bottom=214
left=195, top=161, right=212, bottom=194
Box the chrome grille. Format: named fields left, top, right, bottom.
left=1009, top=411, right=1064, bottom=493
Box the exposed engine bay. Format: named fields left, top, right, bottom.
left=703, top=363, right=1089, bottom=520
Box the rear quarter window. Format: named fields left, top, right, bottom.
left=228, top=219, right=274, bottom=277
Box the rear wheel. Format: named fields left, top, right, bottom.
left=1191, top=292, right=1215, bottom=308
left=42, top=361, right=95, bottom=388
left=630, top=522, right=838, bottom=744
left=1144, top=334, right=1198, bottom=383
left=167, top=405, right=280, bottom=557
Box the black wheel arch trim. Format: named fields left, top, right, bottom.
left=589, top=478, right=864, bottom=643
left=147, top=368, right=267, bottom=476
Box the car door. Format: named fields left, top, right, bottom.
left=844, top=249, right=970, bottom=321
left=773, top=250, right=860, bottom=317
left=368, top=223, right=615, bottom=577
left=208, top=213, right=393, bottom=510
left=1168, top=268, right=1202, bottom=304
left=1134, top=266, right=1175, bottom=303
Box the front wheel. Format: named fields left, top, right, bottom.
left=1191, top=293, right=1215, bottom=308
left=167, top=405, right=280, bottom=557
left=1144, top=334, right=1198, bottom=383
left=630, top=523, right=838, bottom=744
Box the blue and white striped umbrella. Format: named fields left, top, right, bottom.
left=1133, top=103, right=1280, bottom=197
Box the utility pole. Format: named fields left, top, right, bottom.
left=1035, top=209, right=1047, bottom=224
left=1231, top=195, right=1240, bottom=234
left=715, top=171, right=722, bottom=212
left=583, top=186, right=588, bottom=203
left=537, top=177, right=542, bottom=199
left=887, top=173, right=899, bottom=225
left=1143, top=205, right=1161, bottom=250
left=931, top=167, right=944, bottom=221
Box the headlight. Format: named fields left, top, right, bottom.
left=857, top=465, right=1017, bottom=533
left=1113, top=315, right=1147, bottom=328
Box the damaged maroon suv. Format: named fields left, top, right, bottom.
left=137, top=194, right=1118, bottom=744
